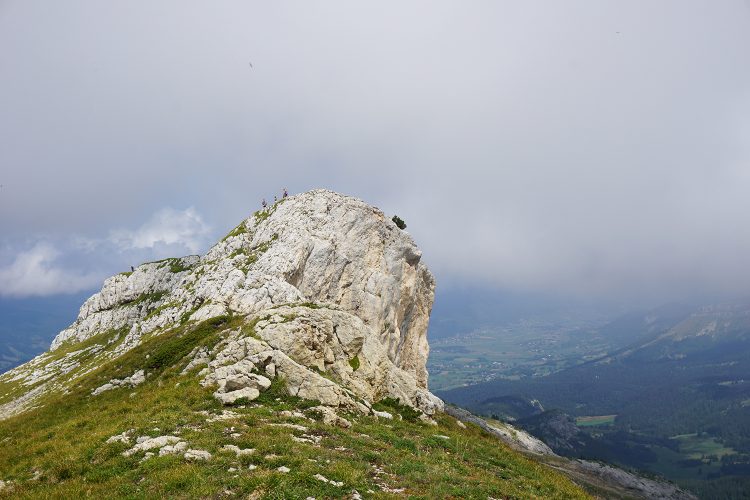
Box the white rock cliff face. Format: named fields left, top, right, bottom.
left=16, top=190, right=441, bottom=415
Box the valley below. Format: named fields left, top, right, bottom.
left=432, top=303, right=750, bottom=499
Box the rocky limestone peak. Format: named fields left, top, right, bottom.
left=10, top=189, right=441, bottom=416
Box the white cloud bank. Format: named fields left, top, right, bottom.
left=0, top=207, right=212, bottom=298
left=109, top=207, right=210, bottom=254
left=0, top=244, right=101, bottom=298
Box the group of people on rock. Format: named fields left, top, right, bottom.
left=261, top=188, right=288, bottom=209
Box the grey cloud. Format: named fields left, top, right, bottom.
left=0, top=243, right=100, bottom=298
left=0, top=207, right=212, bottom=297
left=108, top=207, right=210, bottom=254
left=1, top=1, right=750, bottom=304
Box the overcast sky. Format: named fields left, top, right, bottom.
left=1, top=1, right=750, bottom=305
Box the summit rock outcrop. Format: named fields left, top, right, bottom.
left=2, top=189, right=442, bottom=418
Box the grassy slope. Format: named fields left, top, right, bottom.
left=0, top=317, right=589, bottom=499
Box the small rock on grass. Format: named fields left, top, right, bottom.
left=313, top=474, right=344, bottom=487
left=310, top=405, right=352, bottom=428
left=372, top=410, right=392, bottom=420
left=123, top=436, right=182, bottom=456
left=106, top=429, right=134, bottom=444
left=184, top=449, right=212, bottom=461
left=214, top=387, right=260, bottom=405
left=221, top=444, right=255, bottom=456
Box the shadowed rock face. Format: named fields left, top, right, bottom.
left=35, top=190, right=440, bottom=414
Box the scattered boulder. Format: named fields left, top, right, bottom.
left=123, top=436, right=183, bottom=457
left=278, top=410, right=310, bottom=420
left=268, top=423, right=308, bottom=432
left=224, top=373, right=271, bottom=392
left=205, top=358, right=273, bottom=405
left=159, top=441, right=188, bottom=456
left=292, top=434, right=322, bottom=445
left=106, top=429, right=134, bottom=444
left=313, top=474, right=344, bottom=487
left=309, top=405, right=352, bottom=428
left=181, top=347, right=211, bottom=375
left=213, top=387, right=260, bottom=405
left=221, top=444, right=255, bottom=456
left=118, top=434, right=212, bottom=463
left=92, top=370, right=146, bottom=396
left=419, top=414, right=438, bottom=426
left=202, top=410, right=240, bottom=422
left=184, top=449, right=212, bottom=461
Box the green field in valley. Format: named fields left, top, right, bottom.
left=575, top=415, right=616, bottom=427
left=672, top=433, right=735, bottom=460
left=644, top=433, right=736, bottom=482
left=427, top=317, right=609, bottom=392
